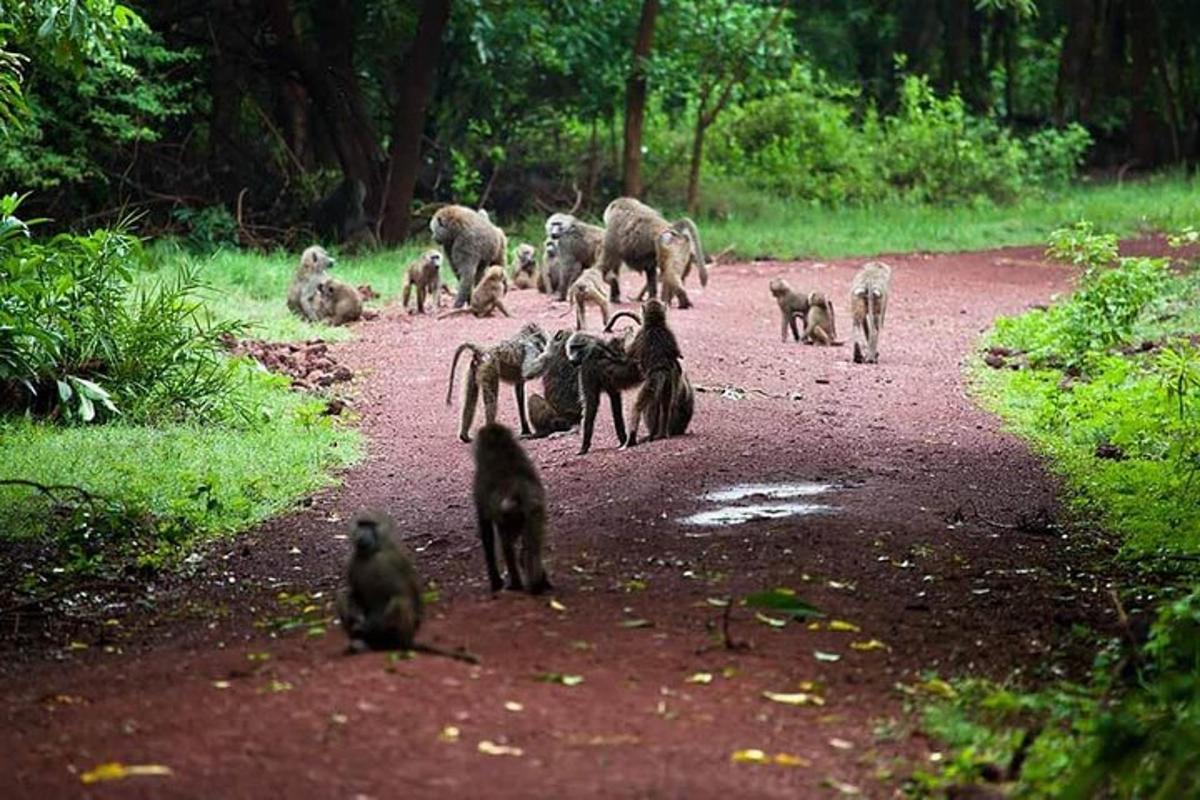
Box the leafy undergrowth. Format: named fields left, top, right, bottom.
left=913, top=223, right=1200, bottom=798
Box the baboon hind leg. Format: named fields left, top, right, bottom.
left=478, top=511, right=503, bottom=592
left=513, top=380, right=531, bottom=436
left=459, top=369, right=480, bottom=442
left=499, top=527, right=524, bottom=591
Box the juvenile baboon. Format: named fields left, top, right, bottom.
left=597, top=197, right=707, bottom=303
left=401, top=249, right=444, bottom=314
left=564, top=267, right=611, bottom=330
left=437, top=265, right=510, bottom=319
left=619, top=299, right=687, bottom=447
left=472, top=423, right=551, bottom=594
left=315, top=279, right=364, bottom=326
left=567, top=328, right=643, bottom=455
left=512, top=243, right=538, bottom=290
left=655, top=228, right=697, bottom=309
left=545, top=212, right=606, bottom=301
left=430, top=205, right=508, bottom=308
left=803, top=291, right=839, bottom=346
left=850, top=261, right=892, bottom=364
left=539, top=238, right=559, bottom=295
left=337, top=510, right=478, bottom=662
left=522, top=329, right=582, bottom=437
left=447, top=322, right=548, bottom=441
left=287, top=245, right=334, bottom=322
left=769, top=277, right=811, bottom=342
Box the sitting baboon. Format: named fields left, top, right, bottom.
left=401, top=249, right=444, bottom=314
left=287, top=245, right=334, bottom=322
left=618, top=299, right=688, bottom=447
left=565, top=267, right=611, bottom=330
left=430, top=205, right=508, bottom=308
left=447, top=322, right=548, bottom=441
left=438, top=265, right=510, bottom=319
left=512, top=243, right=538, bottom=290
left=315, top=278, right=364, bottom=326
left=597, top=197, right=707, bottom=304
left=566, top=328, right=643, bottom=455
left=803, top=292, right=839, bottom=345
left=522, top=329, right=582, bottom=437
left=850, top=261, right=892, bottom=364
left=545, top=212, right=606, bottom=301
left=539, top=238, right=558, bottom=295
left=769, top=277, right=811, bottom=342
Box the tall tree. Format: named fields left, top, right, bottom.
left=622, top=0, right=659, bottom=198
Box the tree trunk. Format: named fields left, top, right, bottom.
left=1055, top=0, right=1097, bottom=123
left=685, top=112, right=707, bottom=216
left=379, top=0, right=452, bottom=244
left=622, top=0, right=659, bottom=198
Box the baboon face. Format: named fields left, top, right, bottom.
left=642, top=297, right=668, bottom=325
left=302, top=245, right=334, bottom=273
left=808, top=291, right=828, bottom=309
left=769, top=277, right=789, bottom=298
left=351, top=511, right=385, bottom=556
left=425, top=249, right=443, bottom=268
left=517, top=243, right=536, bottom=268
left=545, top=239, right=558, bottom=258
left=546, top=214, right=572, bottom=240
left=566, top=331, right=595, bottom=365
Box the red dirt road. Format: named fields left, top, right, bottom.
left=2, top=248, right=1117, bottom=799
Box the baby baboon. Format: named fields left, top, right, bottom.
left=401, top=249, right=444, bottom=314
left=545, top=212, right=606, bottom=301
left=655, top=228, right=697, bottom=309
left=429, top=205, right=507, bottom=308
left=597, top=197, right=707, bottom=303
left=447, top=322, right=548, bottom=442
left=803, top=291, right=839, bottom=346
left=539, top=238, right=559, bottom=295
left=769, top=277, right=811, bottom=342
left=287, top=245, right=334, bottom=322
left=338, top=510, right=478, bottom=662
left=564, top=267, right=611, bottom=330
left=437, top=265, right=510, bottom=319
left=512, top=243, right=538, bottom=290
left=621, top=299, right=687, bottom=447
left=522, top=329, right=582, bottom=437
left=567, top=329, right=643, bottom=455
left=472, top=423, right=551, bottom=594
left=850, top=261, right=892, bottom=364
left=315, top=279, right=364, bottom=326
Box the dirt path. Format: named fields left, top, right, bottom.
left=1, top=248, right=1118, bottom=799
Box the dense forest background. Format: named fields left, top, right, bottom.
left=2, top=0, right=1198, bottom=246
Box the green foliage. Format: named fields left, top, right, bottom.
left=171, top=205, right=239, bottom=254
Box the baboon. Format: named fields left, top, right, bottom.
left=803, top=291, right=839, bottom=345
left=337, top=510, right=479, bottom=662
left=545, top=212, right=606, bottom=301
left=655, top=228, right=697, bottom=309
left=429, top=205, right=508, bottom=308
left=437, top=265, right=510, bottom=319
left=315, top=278, right=364, bottom=326
left=287, top=245, right=334, bottom=322
left=618, top=299, right=687, bottom=447
left=564, top=267, right=611, bottom=330
left=850, top=261, right=892, bottom=364
left=567, top=328, right=643, bottom=455
left=512, top=243, right=538, bottom=290
left=472, top=423, right=551, bottom=594
left=598, top=197, right=707, bottom=304
left=539, top=238, right=559, bottom=295
left=521, top=329, right=582, bottom=437
left=769, top=277, right=811, bottom=342
left=401, top=249, right=444, bottom=314
left=447, top=322, right=548, bottom=441
left=313, top=178, right=376, bottom=248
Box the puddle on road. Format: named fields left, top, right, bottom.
left=679, top=502, right=834, bottom=528
left=679, top=482, right=839, bottom=529
left=703, top=482, right=834, bottom=503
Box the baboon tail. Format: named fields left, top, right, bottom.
left=603, top=311, right=642, bottom=332
left=446, top=343, right=481, bottom=405
left=673, top=217, right=707, bottom=287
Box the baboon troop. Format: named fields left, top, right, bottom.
left=850, top=261, right=892, bottom=364
left=446, top=322, right=547, bottom=442
left=401, top=249, right=444, bottom=314
left=598, top=197, right=707, bottom=304
left=430, top=204, right=508, bottom=309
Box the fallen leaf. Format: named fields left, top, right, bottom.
left=829, top=738, right=854, bottom=750
left=260, top=680, right=293, bottom=693
left=722, top=667, right=738, bottom=679
left=731, top=748, right=770, bottom=764
left=918, top=678, right=957, bottom=698
left=80, top=763, right=173, bottom=784
left=478, top=740, right=523, bottom=757
left=755, top=611, right=787, bottom=628
left=685, top=672, right=713, bottom=684
left=549, top=598, right=567, bottom=612
left=622, top=579, right=647, bottom=591
left=763, top=691, right=825, bottom=707
left=67, top=641, right=88, bottom=651
left=823, top=777, right=861, bottom=795
left=247, top=652, right=271, bottom=662
left=504, top=701, right=524, bottom=712
left=620, top=618, right=653, bottom=629
left=744, top=588, right=823, bottom=620
left=211, top=681, right=231, bottom=690
left=705, top=597, right=730, bottom=607
left=773, top=753, right=811, bottom=767
left=814, top=650, right=841, bottom=662
left=535, top=672, right=584, bottom=686
left=796, top=680, right=819, bottom=691
left=438, top=725, right=460, bottom=743
left=828, top=620, right=861, bottom=633
left=850, top=639, right=889, bottom=652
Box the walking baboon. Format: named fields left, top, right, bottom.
left=513, top=243, right=538, bottom=290
left=522, top=329, right=582, bottom=437
left=620, top=299, right=687, bottom=447
left=567, top=329, right=643, bottom=455
left=437, top=265, right=510, bottom=319
left=564, top=267, right=611, bottom=330
left=598, top=197, right=707, bottom=303
left=447, top=322, right=548, bottom=441
left=769, top=277, right=811, bottom=342
left=655, top=228, right=698, bottom=309
left=850, top=261, right=892, bottom=364
left=473, top=423, right=551, bottom=594
left=401, top=249, right=444, bottom=314
left=430, top=205, right=507, bottom=308
left=287, top=245, right=334, bottom=322
left=803, top=291, right=839, bottom=345
left=545, top=212, right=606, bottom=301
left=315, top=279, right=364, bottom=326
left=338, top=510, right=478, bottom=662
